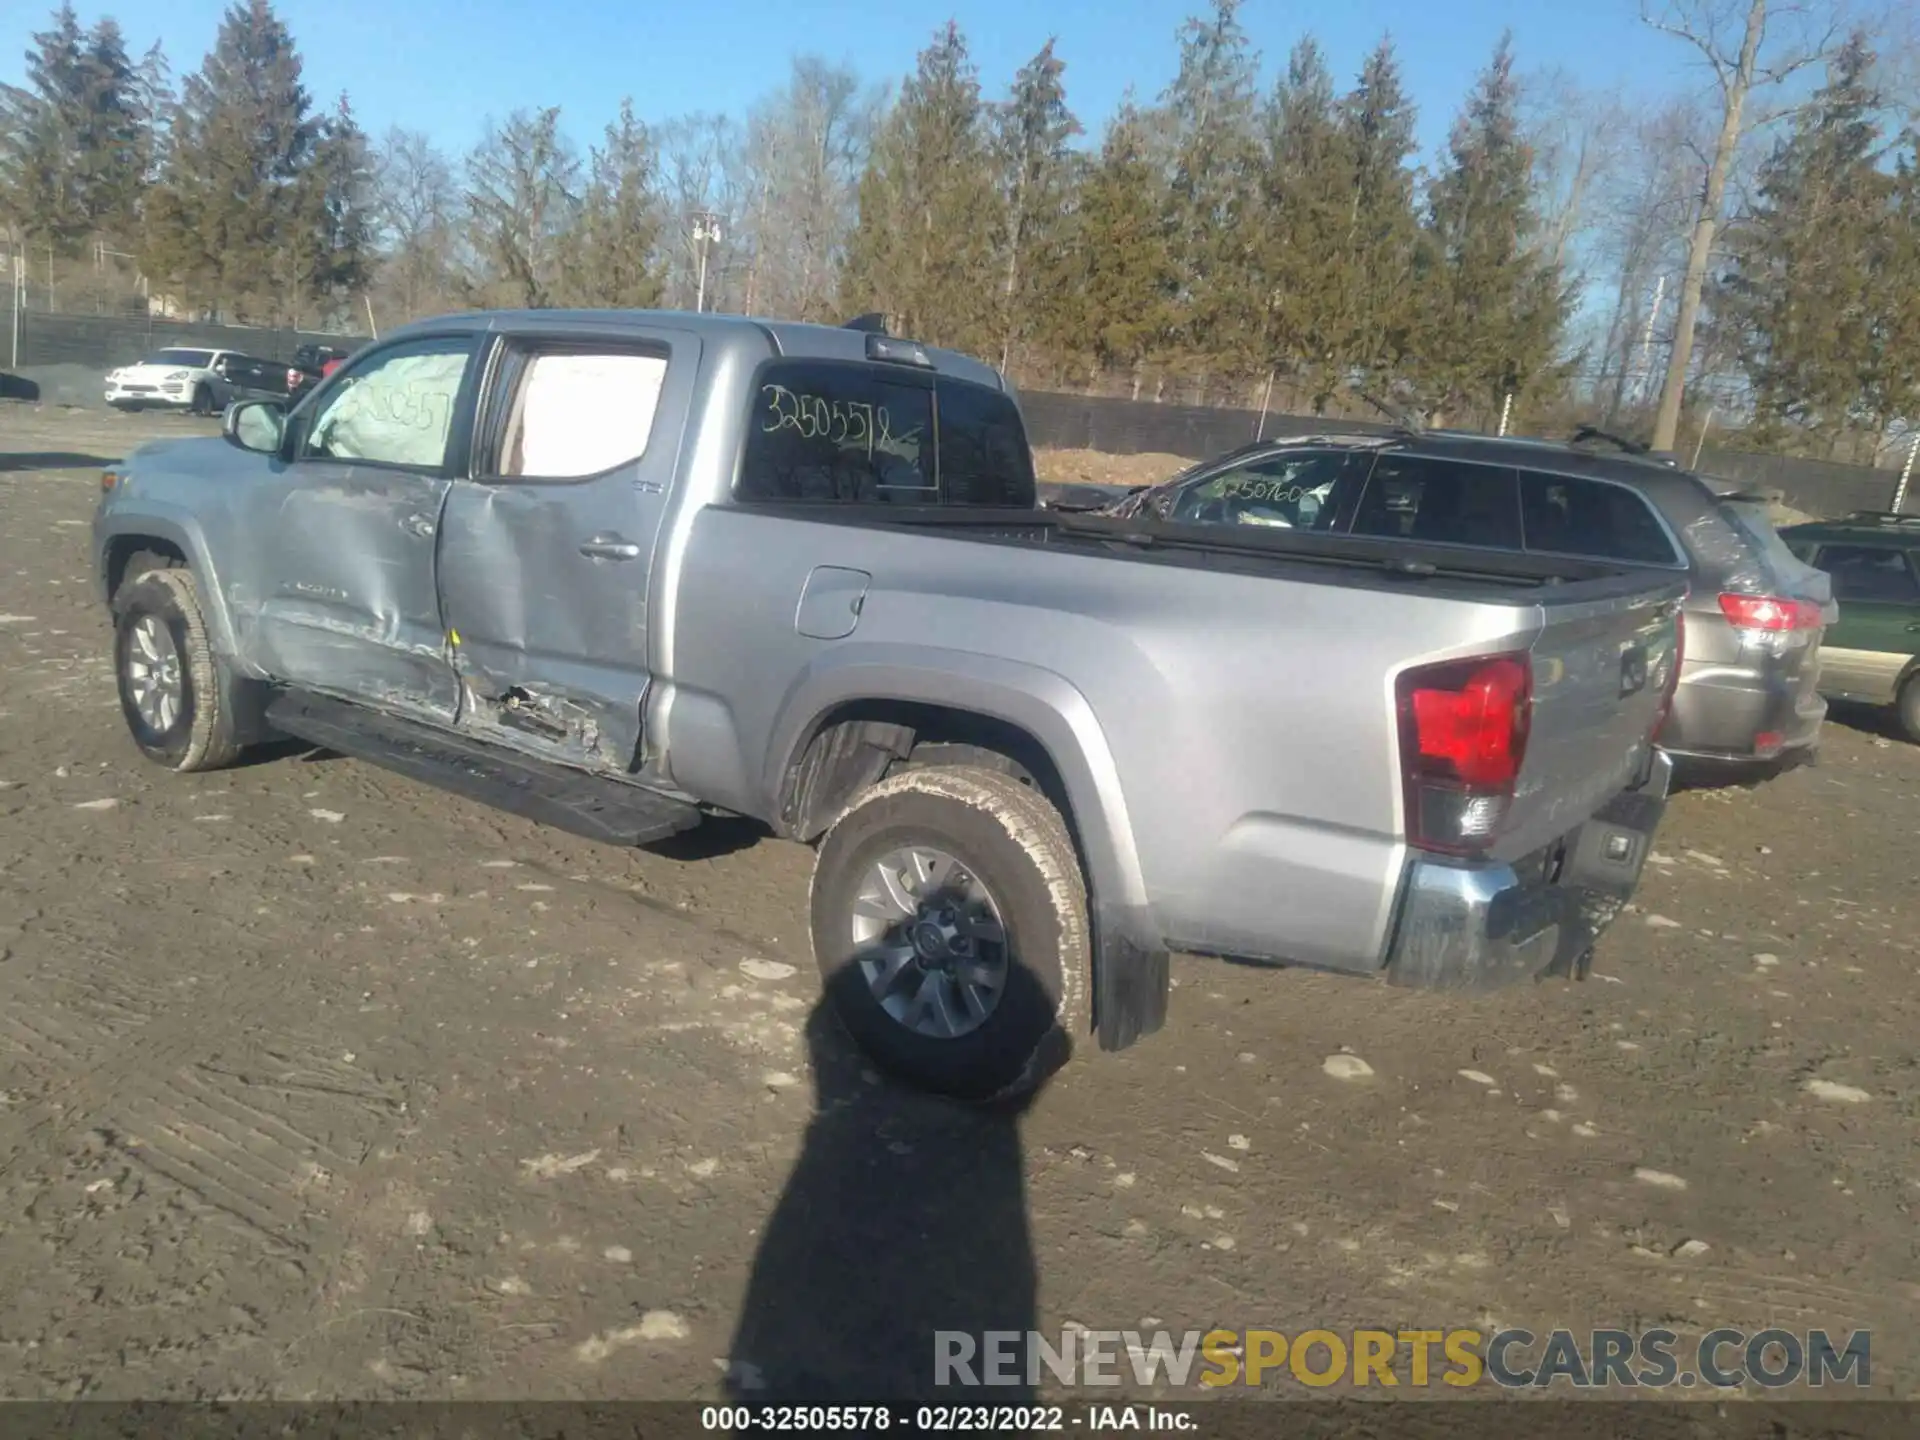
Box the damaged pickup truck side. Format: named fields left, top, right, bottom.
left=94, top=309, right=1685, bottom=1100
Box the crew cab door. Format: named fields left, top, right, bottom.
left=241, top=332, right=482, bottom=721
left=434, top=326, right=699, bottom=772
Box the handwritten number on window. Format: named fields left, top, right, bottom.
left=760, top=383, right=919, bottom=461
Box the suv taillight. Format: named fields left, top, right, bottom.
left=1718, top=593, right=1822, bottom=631
left=1396, top=653, right=1532, bottom=856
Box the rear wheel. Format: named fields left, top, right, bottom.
left=809, top=765, right=1090, bottom=1103
left=1898, top=673, right=1920, bottom=744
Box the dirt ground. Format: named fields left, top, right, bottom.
left=1, top=405, right=1916, bottom=1404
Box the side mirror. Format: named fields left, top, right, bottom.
left=224, top=399, right=286, bottom=456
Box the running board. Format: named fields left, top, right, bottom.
left=264, top=689, right=702, bottom=848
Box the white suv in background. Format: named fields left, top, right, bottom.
left=105, top=348, right=241, bottom=415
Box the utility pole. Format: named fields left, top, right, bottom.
left=690, top=211, right=723, bottom=314
left=1896, top=432, right=1920, bottom=516
left=1638, top=275, right=1666, bottom=406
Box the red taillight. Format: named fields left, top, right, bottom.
left=1397, top=653, right=1532, bottom=855
left=1718, top=593, right=1822, bottom=631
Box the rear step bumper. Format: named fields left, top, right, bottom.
left=265, top=689, right=701, bottom=847
left=1382, top=749, right=1672, bottom=992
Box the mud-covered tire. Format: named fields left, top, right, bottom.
left=809, top=765, right=1090, bottom=1103
left=894, top=741, right=1035, bottom=787
left=111, top=566, right=245, bottom=772
left=1898, top=674, right=1920, bottom=745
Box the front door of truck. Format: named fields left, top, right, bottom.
left=434, top=325, right=701, bottom=773
left=244, top=333, right=482, bottom=721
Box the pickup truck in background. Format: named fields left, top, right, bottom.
left=92, top=310, right=1684, bottom=1100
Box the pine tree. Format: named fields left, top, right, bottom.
left=1065, top=103, right=1177, bottom=384
left=1157, top=0, right=1263, bottom=379
left=990, top=40, right=1081, bottom=374
left=1335, top=37, right=1422, bottom=396
left=0, top=5, right=93, bottom=252
left=840, top=22, right=1000, bottom=349
left=76, top=18, right=148, bottom=252
left=1417, top=34, right=1567, bottom=424
left=143, top=0, right=322, bottom=320
left=1252, top=38, right=1352, bottom=411
left=281, top=93, right=375, bottom=324
left=1876, top=131, right=1920, bottom=444
left=559, top=99, right=666, bottom=308
left=1716, top=33, right=1889, bottom=453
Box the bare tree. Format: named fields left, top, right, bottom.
left=737, top=58, right=880, bottom=322
left=657, top=113, right=744, bottom=310
left=1522, top=70, right=1627, bottom=278
left=373, top=126, right=458, bottom=320
left=1641, top=0, right=1854, bottom=450
left=462, top=107, right=579, bottom=308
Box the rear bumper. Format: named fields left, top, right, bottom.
left=1659, top=659, right=1825, bottom=763
left=1383, top=749, right=1671, bottom=992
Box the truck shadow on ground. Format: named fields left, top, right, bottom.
left=725, top=963, right=1055, bottom=1403
left=0, top=451, right=116, bottom=471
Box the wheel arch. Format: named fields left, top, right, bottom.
left=98, top=513, right=245, bottom=667
left=766, top=648, right=1168, bottom=1052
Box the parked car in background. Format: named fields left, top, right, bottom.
left=1780, top=511, right=1920, bottom=741
left=92, top=309, right=1683, bottom=1100
left=288, top=342, right=360, bottom=403
left=105, top=348, right=286, bottom=415
left=1105, top=427, right=1834, bottom=776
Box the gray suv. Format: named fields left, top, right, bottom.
left=1107, top=428, right=1834, bottom=774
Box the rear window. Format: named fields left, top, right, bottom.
left=1723, top=501, right=1826, bottom=584
left=737, top=361, right=1033, bottom=507
left=148, top=348, right=213, bottom=367
left=1351, top=456, right=1523, bottom=549
left=1816, top=544, right=1920, bottom=604
left=1519, top=472, right=1679, bottom=565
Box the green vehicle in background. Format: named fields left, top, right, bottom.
left=1780, top=511, right=1920, bottom=742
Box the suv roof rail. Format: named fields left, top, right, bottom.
left=1846, top=509, right=1920, bottom=526
left=1569, top=425, right=1650, bottom=456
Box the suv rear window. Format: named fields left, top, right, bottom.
left=1351, top=456, right=1523, bottom=549
left=1519, top=472, right=1679, bottom=565
left=737, top=361, right=1033, bottom=507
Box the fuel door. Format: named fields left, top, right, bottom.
left=795, top=566, right=872, bottom=641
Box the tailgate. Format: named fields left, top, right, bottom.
left=1500, top=583, right=1685, bottom=861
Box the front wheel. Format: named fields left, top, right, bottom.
left=189, top=383, right=215, bottom=417
left=1898, top=673, right=1920, bottom=745
left=809, top=765, right=1090, bottom=1103
left=112, top=566, right=245, bottom=772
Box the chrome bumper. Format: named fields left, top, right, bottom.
left=1383, top=750, right=1672, bottom=992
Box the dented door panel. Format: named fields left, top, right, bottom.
left=435, top=326, right=704, bottom=774
left=251, top=466, right=460, bottom=718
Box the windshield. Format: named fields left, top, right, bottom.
left=145, top=349, right=213, bottom=368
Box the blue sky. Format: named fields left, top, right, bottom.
left=3, top=0, right=1710, bottom=163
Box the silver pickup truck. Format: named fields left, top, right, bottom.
left=93, top=309, right=1684, bottom=1100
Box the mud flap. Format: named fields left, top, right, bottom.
left=1093, top=902, right=1169, bottom=1052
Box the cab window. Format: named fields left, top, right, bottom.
left=1817, top=545, right=1920, bottom=604
left=1164, top=450, right=1357, bottom=530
